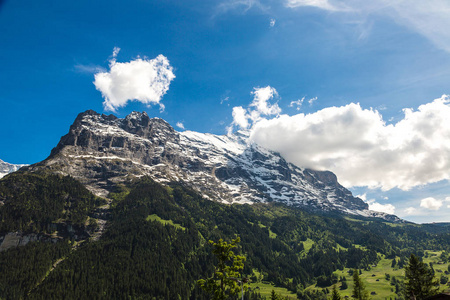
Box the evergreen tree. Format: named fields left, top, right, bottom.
left=198, top=237, right=248, bottom=300
left=330, top=285, right=341, bottom=300
left=352, top=269, right=369, bottom=300
left=404, top=254, right=438, bottom=300
left=391, top=259, right=397, bottom=268
left=270, top=289, right=278, bottom=300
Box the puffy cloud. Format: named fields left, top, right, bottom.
left=250, top=95, right=450, bottom=190
left=420, top=197, right=443, bottom=210
left=250, top=86, right=281, bottom=116
left=176, top=122, right=185, bottom=130
left=231, top=106, right=250, bottom=129
left=94, top=48, right=175, bottom=112
left=230, top=86, right=280, bottom=132
left=284, top=0, right=450, bottom=53
left=404, top=207, right=417, bottom=215
left=357, top=193, right=395, bottom=214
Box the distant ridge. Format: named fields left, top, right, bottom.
left=0, top=159, right=27, bottom=179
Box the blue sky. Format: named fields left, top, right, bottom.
left=1, top=0, right=450, bottom=223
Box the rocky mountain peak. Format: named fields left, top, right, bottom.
left=0, top=159, right=28, bottom=179
left=29, top=110, right=400, bottom=222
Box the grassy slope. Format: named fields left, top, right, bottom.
left=250, top=269, right=296, bottom=298
left=146, top=214, right=186, bottom=231
left=306, top=250, right=450, bottom=298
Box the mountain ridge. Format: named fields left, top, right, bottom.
left=0, top=159, right=28, bottom=179
left=25, top=109, right=400, bottom=222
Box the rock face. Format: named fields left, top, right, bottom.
left=0, top=232, right=39, bottom=252
left=0, top=159, right=27, bottom=179
left=28, top=110, right=400, bottom=221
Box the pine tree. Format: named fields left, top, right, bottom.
left=404, top=254, right=439, bottom=300
left=391, top=259, right=397, bottom=268
left=330, top=285, right=341, bottom=300
left=270, top=289, right=278, bottom=300
left=197, top=237, right=248, bottom=300
left=352, top=269, right=369, bottom=300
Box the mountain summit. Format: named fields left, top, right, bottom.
left=0, top=159, right=27, bottom=179
left=28, top=110, right=399, bottom=221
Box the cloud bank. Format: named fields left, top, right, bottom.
left=246, top=95, right=450, bottom=191
left=94, top=48, right=175, bottom=112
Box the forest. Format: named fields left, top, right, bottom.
left=0, top=173, right=450, bottom=299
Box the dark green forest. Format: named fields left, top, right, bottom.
left=0, top=173, right=450, bottom=299
left=0, top=172, right=105, bottom=234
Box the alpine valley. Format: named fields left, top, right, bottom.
left=1, top=110, right=450, bottom=299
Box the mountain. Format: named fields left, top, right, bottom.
left=0, top=159, right=27, bottom=179
left=1, top=110, right=450, bottom=299
left=27, top=110, right=399, bottom=221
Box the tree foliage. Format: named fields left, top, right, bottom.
left=330, top=284, right=341, bottom=300
left=0, top=172, right=105, bottom=234
left=352, top=269, right=369, bottom=300
left=404, top=254, right=439, bottom=300
left=197, top=237, right=248, bottom=300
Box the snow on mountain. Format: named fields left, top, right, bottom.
left=27, top=110, right=401, bottom=222
left=0, top=159, right=27, bottom=179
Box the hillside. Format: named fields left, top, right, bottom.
left=0, top=174, right=449, bottom=299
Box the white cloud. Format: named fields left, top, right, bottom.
left=420, top=197, right=443, bottom=210
left=285, top=0, right=342, bottom=11
left=230, top=86, right=281, bottom=132
left=111, top=46, right=120, bottom=59
left=250, top=86, right=281, bottom=116
left=284, top=0, right=450, bottom=53
left=405, top=207, right=417, bottom=215
left=368, top=201, right=395, bottom=215
left=289, top=98, right=304, bottom=110
left=221, top=96, right=230, bottom=105
left=232, top=106, right=250, bottom=129
left=74, top=64, right=105, bottom=74
left=308, top=96, right=318, bottom=106
left=176, top=122, right=185, bottom=130
left=356, top=193, right=366, bottom=201
left=270, top=18, right=276, bottom=27
left=357, top=193, right=395, bottom=214
left=94, top=48, right=175, bottom=112
left=249, top=95, right=450, bottom=191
